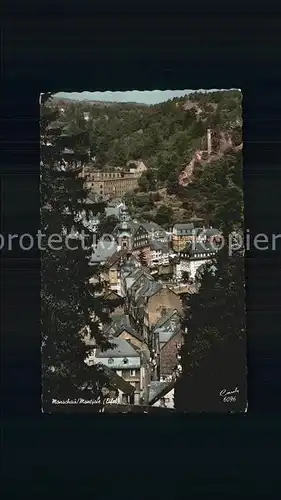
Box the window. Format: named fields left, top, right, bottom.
left=130, top=369, right=136, bottom=376
left=108, top=357, right=114, bottom=364
left=121, top=394, right=128, bottom=404
left=123, top=357, right=128, bottom=364
left=100, top=184, right=103, bottom=188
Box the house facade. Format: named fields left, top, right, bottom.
left=148, top=380, right=176, bottom=409
left=103, top=290, right=125, bottom=318
left=174, top=241, right=217, bottom=281
left=81, top=167, right=142, bottom=198
left=92, top=363, right=136, bottom=405
left=91, top=337, right=148, bottom=405
left=171, top=223, right=195, bottom=252
left=159, top=330, right=183, bottom=380
left=103, top=249, right=128, bottom=294
left=145, top=287, right=183, bottom=328
left=149, top=240, right=170, bottom=267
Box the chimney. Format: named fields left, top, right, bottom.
left=207, top=128, right=212, bottom=157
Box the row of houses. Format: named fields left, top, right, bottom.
left=90, top=216, right=219, bottom=282
left=86, top=246, right=190, bottom=408
left=83, top=206, right=220, bottom=408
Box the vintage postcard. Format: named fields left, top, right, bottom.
left=40, top=89, right=246, bottom=413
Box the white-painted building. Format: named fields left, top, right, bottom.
left=150, top=240, right=170, bottom=267
left=85, top=337, right=144, bottom=405
left=152, top=388, right=175, bottom=409
left=174, top=242, right=217, bottom=281
left=148, top=380, right=176, bottom=409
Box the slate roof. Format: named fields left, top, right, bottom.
left=104, top=290, right=123, bottom=300
left=144, top=281, right=163, bottom=298
left=148, top=381, right=173, bottom=404
left=148, top=380, right=176, bottom=405
left=104, top=249, right=127, bottom=269
left=113, top=221, right=141, bottom=236
left=159, top=327, right=181, bottom=346
left=105, top=206, right=120, bottom=218
left=90, top=240, right=118, bottom=264
left=135, top=281, right=163, bottom=308
left=173, top=223, right=194, bottom=230
left=154, top=309, right=182, bottom=330
left=202, top=228, right=221, bottom=237
left=96, top=337, right=139, bottom=358
left=183, top=241, right=217, bottom=255
left=153, top=309, right=182, bottom=346
left=126, top=268, right=150, bottom=289
left=95, top=363, right=135, bottom=395
left=150, top=240, right=169, bottom=252
left=142, top=222, right=165, bottom=233
left=113, top=315, right=143, bottom=342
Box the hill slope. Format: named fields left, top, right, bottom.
left=50, top=90, right=243, bottom=229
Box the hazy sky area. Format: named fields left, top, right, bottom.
left=54, top=89, right=217, bottom=105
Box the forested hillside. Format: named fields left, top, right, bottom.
left=53, top=90, right=243, bottom=230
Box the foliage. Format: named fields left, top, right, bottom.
left=174, top=246, right=246, bottom=412
left=179, top=150, right=243, bottom=231
left=52, top=90, right=242, bottom=193
left=154, top=205, right=174, bottom=227
left=98, top=214, right=119, bottom=237
left=166, top=170, right=180, bottom=195
left=41, top=94, right=117, bottom=406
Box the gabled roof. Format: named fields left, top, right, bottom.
left=144, top=281, right=163, bottom=298
left=113, top=315, right=143, bottom=342
left=153, top=309, right=182, bottom=346
left=150, top=240, right=169, bottom=252
left=173, top=223, right=194, bottom=230
left=183, top=241, right=217, bottom=255
left=96, top=337, right=139, bottom=358
left=142, top=222, right=165, bottom=233
left=104, top=249, right=127, bottom=269
left=154, top=309, right=182, bottom=330
left=113, top=221, right=141, bottom=236
left=95, top=363, right=135, bottom=395
left=104, top=290, right=123, bottom=301
left=201, top=228, right=221, bottom=237
left=148, top=380, right=176, bottom=405
left=159, top=326, right=182, bottom=347
left=128, top=268, right=152, bottom=288
left=105, top=205, right=120, bottom=218
left=135, top=281, right=163, bottom=308
left=90, top=240, right=118, bottom=264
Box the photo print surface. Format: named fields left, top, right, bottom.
left=40, top=88, right=246, bottom=413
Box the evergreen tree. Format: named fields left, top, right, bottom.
left=174, top=245, right=246, bottom=412
left=40, top=94, right=116, bottom=408
left=98, top=214, right=119, bottom=237
left=166, top=170, right=179, bottom=195
left=154, top=205, right=173, bottom=227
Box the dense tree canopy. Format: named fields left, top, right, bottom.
left=179, top=150, right=243, bottom=230
left=53, top=91, right=243, bottom=229
left=53, top=90, right=242, bottom=189
left=41, top=95, right=117, bottom=407
left=174, top=246, right=246, bottom=412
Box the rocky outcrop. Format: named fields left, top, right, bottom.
left=178, top=130, right=242, bottom=187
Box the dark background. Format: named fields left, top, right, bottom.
left=2, top=4, right=281, bottom=497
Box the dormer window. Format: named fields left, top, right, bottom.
left=123, top=357, right=128, bottom=364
